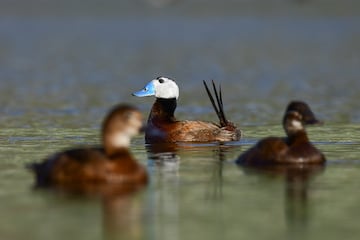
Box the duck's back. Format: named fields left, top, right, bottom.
left=146, top=120, right=240, bottom=143
left=237, top=137, right=325, bottom=165
left=30, top=148, right=147, bottom=186
left=236, top=137, right=288, bottom=165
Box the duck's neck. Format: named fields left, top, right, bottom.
left=286, top=130, right=309, bottom=145
left=148, top=98, right=177, bottom=123
left=104, top=145, right=131, bottom=159
left=102, top=133, right=131, bottom=158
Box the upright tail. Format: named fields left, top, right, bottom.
left=203, top=80, right=228, bottom=127
left=26, top=161, right=52, bottom=187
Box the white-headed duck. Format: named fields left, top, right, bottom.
left=236, top=101, right=325, bottom=166
left=28, top=104, right=148, bottom=191
left=132, top=76, right=241, bottom=143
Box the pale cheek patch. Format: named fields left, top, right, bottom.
left=128, top=118, right=142, bottom=135
left=290, top=120, right=303, bottom=130
left=111, top=133, right=130, bottom=148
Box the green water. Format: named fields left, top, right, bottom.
left=1, top=1, right=360, bottom=240
left=0, top=124, right=359, bottom=240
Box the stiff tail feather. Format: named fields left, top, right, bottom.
left=203, top=80, right=228, bottom=127
left=26, top=158, right=55, bottom=187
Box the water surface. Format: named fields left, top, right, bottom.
left=0, top=1, right=359, bottom=240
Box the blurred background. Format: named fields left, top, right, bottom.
left=0, top=0, right=359, bottom=128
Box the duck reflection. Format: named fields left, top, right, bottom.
left=145, top=142, right=181, bottom=240
left=32, top=181, right=147, bottom=240
left=239, top=163, right=325, bottom=237
left=283, top=164, right=325, bottom=236
left=102, top=187, right=145, bottom=240
left=205, top=145, right=232, bottom=201
left=146, top=142, right=236, bottom=202
left=146, top=143, right=180, bottom=172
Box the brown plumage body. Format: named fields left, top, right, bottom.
left=145, top=97, right=240, bottom=143
left=236, top=102, right=325, bottom=166
left=28, top=104, right=148, bottom=192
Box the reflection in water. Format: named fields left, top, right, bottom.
left=203, top=145, right=228, bottom=240
left=33, top=182, right=147, bottom=240
left=102, top=191, right=144, bottom=240
left=239, top=163, right=325, bottom=239
left=146, top=142, right=236, bottom=202
left=146, top=143, right=180, bottom=173
left=205, top=145, right=227, bottom=201
left=205, top=144, right=244, bottom=202
left=146, top=143, right=181, bottom=240
left=283, top=165, right=325, bottom=239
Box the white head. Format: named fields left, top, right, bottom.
left=132, top=76, right=179, bottom=99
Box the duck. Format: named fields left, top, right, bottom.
left=132, top=76, right=241, bottom=143
left=28, top=104, right=148, bottom=191
left=236, top=101, right=325, bottom=166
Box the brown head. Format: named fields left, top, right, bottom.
left=102, top=104, right=144, bottom=155
left=285, top=101, right=322, bottom=125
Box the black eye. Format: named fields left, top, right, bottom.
left=158, top=78, right=164, bottom=83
